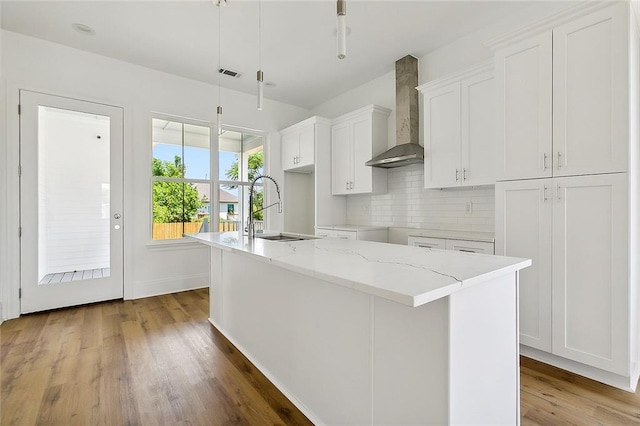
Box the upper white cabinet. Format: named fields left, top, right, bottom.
left=331, top=105, right=390, bottom=195
left=418, top=62, right=496, bottom=189
left=281, top=116, right=321, bottom=172
left=493, top=3, right=629, bottom=181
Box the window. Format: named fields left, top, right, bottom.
left=218, top=129, right=264, bottom=234
left=151, top=117, right=212, bottom=240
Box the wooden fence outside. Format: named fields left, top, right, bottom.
left=152, top=222, right=203, bottom=240
left=153, top=221, right=265, bottom=240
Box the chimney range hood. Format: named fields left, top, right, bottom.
left=366, top=55, right=423, bottom=168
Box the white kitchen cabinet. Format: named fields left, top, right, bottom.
left=496, top=173, right=633, bottom=384
left=445, top=239, right=495, bottom=254
left=418, top=62, right=495, bottom=188
left=281, top=117, right=317, bottom=172
left=493, top=3, right=629, bottom=181
left=551, top=174, right=629, bottom=375
left=552, top=5, right=628, bottom=176
left=331, top=105, right=390, bottom=195
left=496, top=179, right=553, bottom=352
left=407, top=236, right=447, bottom=250
left=408, top=236, right=494, bottom=254
left=316, top=226, right=388, bottom=243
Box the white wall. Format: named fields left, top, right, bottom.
left=1, top=30, right=309, bottom=319
left=310, top=2, right=573, bottom=236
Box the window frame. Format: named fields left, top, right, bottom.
left=148, top=113, right=214, bottom=244
left=217, top=126, right=267, bottom=236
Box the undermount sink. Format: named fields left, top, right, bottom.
left=256, top=233, right=316, bottom=242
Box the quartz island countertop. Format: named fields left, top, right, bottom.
left=186, top=231, right=530, bottom=307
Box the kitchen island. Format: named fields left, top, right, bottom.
left=187, top=231, right=531, bottom=425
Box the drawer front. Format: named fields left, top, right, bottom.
left=316, top=229, right=357, bottom=240
left=445, top=239, right=494, bottom=254
left=407, top=236, right=447, bottom=250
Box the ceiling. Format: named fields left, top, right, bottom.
left=2, top=1, right=565, bottom=109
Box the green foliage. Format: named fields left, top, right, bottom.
left=152, top=156, right=204, bottom=223
left=224, top=151, right=264, bottom=220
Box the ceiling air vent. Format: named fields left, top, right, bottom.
left=218, top=68, right=241, bottom=78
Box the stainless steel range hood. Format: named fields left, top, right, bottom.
left=366, top=55, right=423, bottom=168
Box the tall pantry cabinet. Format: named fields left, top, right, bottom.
left=492, top=1, right=640, bottom=391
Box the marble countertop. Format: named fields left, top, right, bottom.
left=315, top=225, right=388, bottom=232
left=186, top=231, right=530, bottom=307
left=408, top=229, right=495, bottom=243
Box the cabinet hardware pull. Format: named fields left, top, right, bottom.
left=350, top=181, right=354, bottom=190
left=463, top=168, right=467, bottom=181
left=459, top=249, right=476, bottom=253
left=543, top=153, right=548, bottom=170
left=346, top=181, right=349, bottom=190
left=557, top=152, right=562, bottom=169
left=557, top=184, right=561, bottom=201
left=455, top=169, right=459, bottom=182
left=543, top=185, right=548, bottom=202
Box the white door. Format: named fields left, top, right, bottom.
left=297, top=124, right=315, bottom=168
left=331, top=121, right=351, bottom=195
left=19, top=90, right=124, bottom=313
left=496, top=179, right=552, bottom=352
left=551, top=173, right=628, bottom=374
left=552, top=3, right=628, bottom=176
left=495, top=31, right=552, bottom=181
left=461, top=71, right=495, bottom=186
left=423, top=82, right=461, bottom=188
left=281, top=131, right=298, bottom=171
left=351, top=114, right=373, bottom=194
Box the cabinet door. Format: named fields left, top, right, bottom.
left=297, top=124, right=316, bottom=168
left=331, top=122, right=351, bottom=195
left=282, top=131, right=299, bottom=171
left=351, top=115, right=374, bottom=194
left=553, top=4, right=628, bottom=176
left=424, top=82, right=461, bottom=188
left=496, top=179, right=552, bottom=352
left=552, top=173, right=628, bottom=374
left=495, top=32, right=552, bottom=180
left=461, top=71, right=495, bottom=186
left=445, top=239, right=494, bottom=254
left=407, top=236, right=447, bottom=250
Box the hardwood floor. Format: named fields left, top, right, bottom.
left=1, top=288, right=311, bottom=426
left=2, top=288, right=639, bottom=425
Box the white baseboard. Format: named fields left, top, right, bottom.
left=131, top=273, right=209, bottom=300
left=521, top=345, right=636, bottom=392
left=208, top=318, right=323, bottom=425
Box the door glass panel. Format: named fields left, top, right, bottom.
left=37, top=106, right=111, bottom=284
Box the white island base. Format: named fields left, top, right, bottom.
left=193, top=233, right=530, bottom=425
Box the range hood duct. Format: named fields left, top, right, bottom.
left=366, top=55, right=423, bottom=168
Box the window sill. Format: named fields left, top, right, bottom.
left=145, top=239, right=207, bottom=251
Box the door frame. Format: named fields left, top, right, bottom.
left=3, top=81, right=133, bottom=319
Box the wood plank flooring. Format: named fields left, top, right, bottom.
left=2, top=288, right=639, bottom=425
left=1, top=288, right=311, bottom=425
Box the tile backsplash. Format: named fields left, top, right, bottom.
left=347, top=164, right=495, bottom=233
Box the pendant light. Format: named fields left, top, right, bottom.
left=257, top=0, right=264, bottom=110
left=216, top=0, right=224, bottom=135
left=337, top=0, right=346, bottom=59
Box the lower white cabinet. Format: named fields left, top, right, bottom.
left=316, top=227, right=388, bottom=243
left=408, top=236, right=494, bottom=254
left=496, top=173, right=633, bottom=383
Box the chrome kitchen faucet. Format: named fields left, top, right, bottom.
left=247, top=174, right=282, bottom=239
